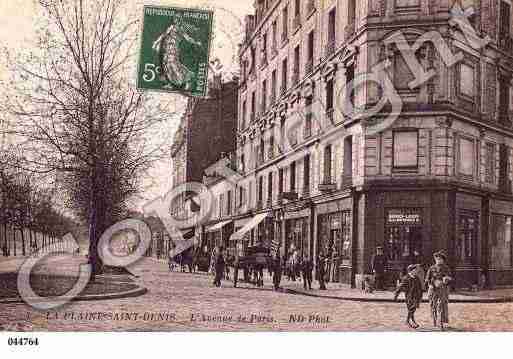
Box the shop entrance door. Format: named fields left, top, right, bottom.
left=384, top=225, right=423, bottom=266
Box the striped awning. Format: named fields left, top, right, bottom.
left=206, top=220, right=232, bottom=233
left=230, top=213, right=269, bottom=241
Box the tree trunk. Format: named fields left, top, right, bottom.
left=20, top=227, right=26, bottom=256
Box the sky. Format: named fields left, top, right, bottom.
left=0, top=0, right=252, bottom=211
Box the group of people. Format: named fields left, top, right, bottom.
left=392, top=250, right=452, bottom=330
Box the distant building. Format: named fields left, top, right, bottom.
left=170, top=76, right=238, bottom=224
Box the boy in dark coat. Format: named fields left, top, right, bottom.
left=394, top=264, right=423, bottom=329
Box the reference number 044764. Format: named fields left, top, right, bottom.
left=7, top=337, right=39, bottom=346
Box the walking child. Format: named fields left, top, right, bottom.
left=394, top=264, right=423, bottom=329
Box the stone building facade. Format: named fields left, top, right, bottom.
left=196, top=0, right=513, bottom=289
left=170, top=77, right=238, bottom=219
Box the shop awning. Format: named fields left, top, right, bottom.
left=206, top=220, right=232, bottom=233
left=230, top=213, right=269, bottom=241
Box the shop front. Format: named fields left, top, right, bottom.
left=284, top=217, right=310, bottom=259
left=204, top=220, right=233, bottom=254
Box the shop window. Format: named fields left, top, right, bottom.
left=318, top=212, right=352, bottom=267
left=459, top=137, right=475, bottom=179
left=393, top=130, right=418, bottom=171
left=285, top=218, right=309, bottom=257
left=385, top=208, right=423, bottom=262
left=490, top=214, right=512, bottom=268
left=456, top=210, right=478, bottom=264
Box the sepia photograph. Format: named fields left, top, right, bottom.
left=1, top=1, right=513, bottom=354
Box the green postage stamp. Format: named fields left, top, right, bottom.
left=137, top=5, right=214, bottom=97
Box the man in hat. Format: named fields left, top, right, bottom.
left=371, top=246, right=388, bottom=290
left=425, top=250, right=452, bottom=330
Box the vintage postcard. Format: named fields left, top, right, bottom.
left=1, top=0, right=513, bottom=351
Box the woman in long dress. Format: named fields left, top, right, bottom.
left=425, top=250, right=452, bottom=330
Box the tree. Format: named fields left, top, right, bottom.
left=2, top=0, right=172, bottom=274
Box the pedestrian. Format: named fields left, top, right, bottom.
left=412, top=249, right=426, bottom=291
left=301, top=255, right=313, bottom=290
left=233, top=252, right=240, bottom=288
left=213, top=247, right=226, bottom=287
left=394, top=264, right=423, bottom=329
left=271, top=252, right=282, bottom=291
left=425, top=250, right=452, bottom=330
left=371, top=246, right=388, bottom=290
left=208, top=247, right=216, bottom=275
left=317, top=253, right=327, bottom=290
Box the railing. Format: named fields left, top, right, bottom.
left=318, top=182, right=336, bottom=192
left=305, top=59, right=313, bottom=75
left=302, top=185, right=310, bottom=198
left=280, top=84, right=287, bottom=96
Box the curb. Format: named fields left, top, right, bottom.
left=285, top=289, right=513, bottom=304
left=0, top=286, right=148, bottom=305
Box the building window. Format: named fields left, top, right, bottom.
left=251, top=92, right=256, bottom=121
left=262, top=79, right=267, bottom=112
left=490, top=214, right=512, bottom=268
left=279, top=167, right=284, bottom=198
left=328, top=8, right=336, bottom=44
left=500, top=0, right=512, bottom=41
left=241, top=100, right=246, bottom=129
left=282, top=58, right=288, bottom=94
left=290, top=161, right=296, bottom=192
left=395, top=0, right=421, bottom=13
left=272, top=20, right=277, bottom=50
left=227, top=190, right=232, bottom=215
left=485, top=143, right=496, bottom=184
left=240, top=154, right=245, bottom=173
left=343, top=136, right=353, bottom=184
left=324, top=144, right=332, bottom=183
left=307, top=31, right=314, bottom=65
left=219, top=193, right=224, bottom=217
left=293, top=45, right=300, bottom=84
left=499, top=144, right=511, bottom=193
left=394, top=54, right=416, bottom=92
left=271, top=70, right=277, bottom=103
left=459, top=137, right=475, bottom=178
left=258, top=176, right=263, bottom=203
left=457, top=210, right=478, bottom=264
left=268, top=172, right=273, bottom=205
left=326, top=79, right=334, bottom=111
left=499, top=75, right=510, bottom=125
left=303, top=154, right=310, bottom=195
left=282, top=5, right=289, bottom=41
left=393, top=130, right=418, bottom=170
left=458, top=62, right=475, bottom=100
left=239, top=186, right=244, bottom=208
left=304, top=96, right=313, bottom=138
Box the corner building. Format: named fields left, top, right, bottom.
left=225, top=0, right=513, bottom=288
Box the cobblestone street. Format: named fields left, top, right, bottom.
left=2, top=257, right=513, bottom=331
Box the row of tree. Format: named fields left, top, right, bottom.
left=0, top=150, right=77, bottom=257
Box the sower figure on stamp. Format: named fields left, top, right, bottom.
left=371, top=246, right=388, bottom=290
left=394, top=264, right=423, bottom=329
left=425, top=250, right=452, bottom=331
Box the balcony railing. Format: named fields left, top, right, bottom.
left=256, top=200, right=263, bottom=211
left=280, top=84, right=287, bottom=96
left=302, top=185, right=311, bottom=198
left=305, top=59, right=313, bottom=75
left=325, top=40, right=335, bottom=58
left=499, top=112, right=512, bottom=128
left=318, top=182, right=336, bottom=192
left=341, top=175, right=353, bottom=188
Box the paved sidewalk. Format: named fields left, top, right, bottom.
left=225, top=269, right=513, bottom=303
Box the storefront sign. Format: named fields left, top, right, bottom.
left=386, top=209, right=422, bottom=225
